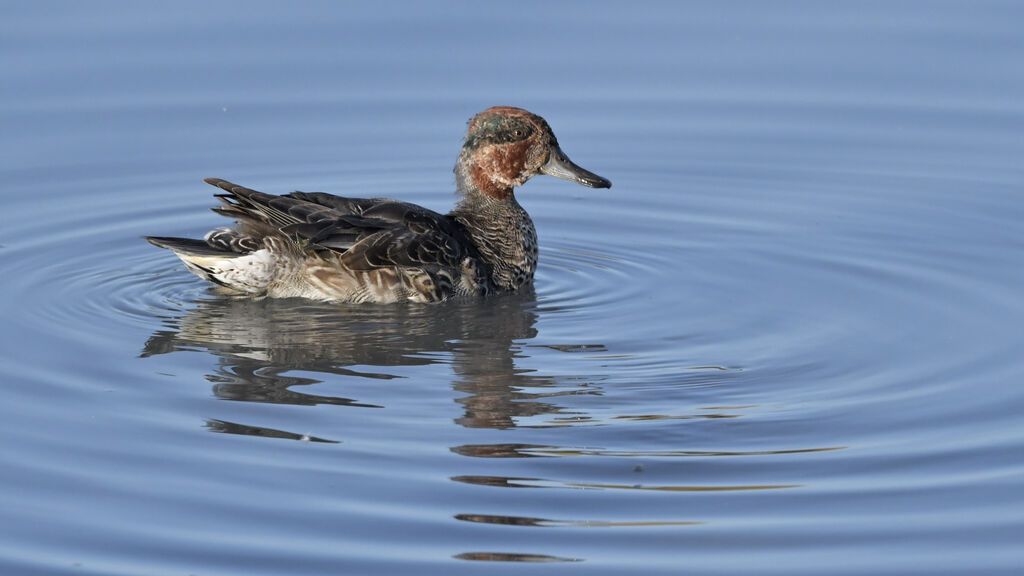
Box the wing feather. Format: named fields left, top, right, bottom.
left=204, top=178, right=480, bottom=272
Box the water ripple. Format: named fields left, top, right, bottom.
left=0, top=104, right=1019, bottom=576
left=452, top=443, right=845, bottom=459
left=451, top=475, right=801, bottom=492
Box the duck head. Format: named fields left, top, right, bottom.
left=455, top=106, right=611, bottom=200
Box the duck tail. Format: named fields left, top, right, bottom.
left=146, top=236, right=271, bottom=294
left=146, top=236, right=232, bottom=257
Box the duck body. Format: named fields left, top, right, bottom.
left=148, top=107, right=610, bottom=303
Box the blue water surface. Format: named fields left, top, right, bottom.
left=2, top=2, right=1023, bottom=575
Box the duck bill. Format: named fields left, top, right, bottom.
left=541, top=146, right=611, bottom=188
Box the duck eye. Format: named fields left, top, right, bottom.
left=513, top=129, right=524, bottom=138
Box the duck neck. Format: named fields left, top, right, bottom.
left=454, top=149, right=513, bottom=201
left=451, top=156, right=538, bottom=291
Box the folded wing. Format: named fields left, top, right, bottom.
left=203, top=178, right=480, bottom=273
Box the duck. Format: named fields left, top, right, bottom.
left=147, top=106, right=611, bottom=303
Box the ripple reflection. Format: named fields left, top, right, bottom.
left=455, top=514, right=701, bottom=528
left=451, top=475, right=800, bottom=492
left=452, top=443, right=845, bottom=458
left=454, top=552, right=581, bottom=563
left=141, top=289, right=614, bottom=437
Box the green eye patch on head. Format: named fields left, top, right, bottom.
left=464, top=116, right=536, bottom=150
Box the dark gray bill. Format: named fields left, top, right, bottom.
left=541, top=145, right=611, bottom=188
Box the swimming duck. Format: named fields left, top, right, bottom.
left=147, top=106, right=611, bottom=302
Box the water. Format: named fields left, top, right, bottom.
left=2, top=2, right=1023, bottom=574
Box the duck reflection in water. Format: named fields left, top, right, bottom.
left=142, top=289, right=604, bottom=437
